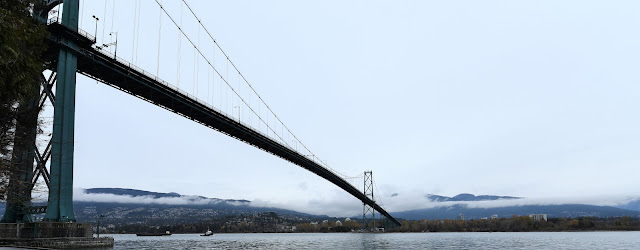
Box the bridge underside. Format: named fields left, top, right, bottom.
left=43, top=20, right=400, bottom=226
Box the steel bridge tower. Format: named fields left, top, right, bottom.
left=362, top=171, right=376, bottom=231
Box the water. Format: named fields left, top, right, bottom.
left=106, top=231, right=640, bottom=249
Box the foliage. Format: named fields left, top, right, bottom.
left=0, top=0, right=48, bottom=201
left=389, top=216, right=640, bottom=232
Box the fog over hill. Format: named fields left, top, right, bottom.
left=72, top=188, right=640, bottom=220
left=5, top=188, right=635, bottom=222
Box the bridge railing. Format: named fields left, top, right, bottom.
left=47, top=17, right=362, bottom=193
left=47, top=17, right=96, bottom=43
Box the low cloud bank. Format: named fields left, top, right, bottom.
left=383, top=193, right=640, bottom=212
left=250, top=198, right=361, bottom=218
left=71, top=188, right=639, bottom=217
left=72, top=188, right=228, bottom=206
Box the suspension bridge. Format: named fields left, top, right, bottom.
left=2, top=0, right=400, bottom=230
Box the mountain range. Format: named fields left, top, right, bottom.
left=390, top=193, right=640, bottom=220
left=1, top=188, right=638, bottom=224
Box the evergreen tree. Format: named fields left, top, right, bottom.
left=0, top=0, right=48, bottom=201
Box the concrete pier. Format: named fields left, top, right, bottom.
left=0, top=223, right=114, bottom=248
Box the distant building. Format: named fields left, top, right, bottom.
left=529, top=214, right=548, bottom=222
left=345, top=218, right=351, bottom=222
left=336, top=220, right=342, bottom=226
left=310, top=222, right=318, bottom=226
left=491, top=214, right=498, bottom=220
left=322, top=220, right=329, bottom=225
left=457, top=214, right=464, bottom=221
left=481, top=217, right=488, bottom=220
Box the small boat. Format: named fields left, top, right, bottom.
left=137, top=230, right=172, bottom=236
left=200, top=228, right=213, bottom=236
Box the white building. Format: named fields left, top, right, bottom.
left=491, top=214, right=498, bottom=220
left=529, top=214, right=548, bottom=222
left=336, top=220, right=342, bottom=226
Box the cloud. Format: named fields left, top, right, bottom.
left=71, top=188, right=640, bottom=217
left=72, top=188, right=226, bottom=206
left=250, top=197, right=361, bottom=218
left=383, top=192, right=640, bottom=212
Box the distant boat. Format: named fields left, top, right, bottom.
left=137, top=230, right=172, bottom=236
left=200, top=228, right=213, bottom=236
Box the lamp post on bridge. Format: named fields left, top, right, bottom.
left=91, top=15, right=99, bottom=42
left=102, top=32, right=118, bottom=59
left=109, top=32, right=118, bottom=58
left=234, top=106, right=240, bottom=123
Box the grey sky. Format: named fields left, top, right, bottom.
left=60, top=1, right=640, bottom=216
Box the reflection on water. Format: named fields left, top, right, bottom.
left=107, top=231, right=640, bottom=250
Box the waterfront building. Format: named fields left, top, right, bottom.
left=529, top=214, right=548, bottom=222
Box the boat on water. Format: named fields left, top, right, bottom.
left=200, top=228, right=213, bottom=236
left=136, top=230, right=172, bottom=236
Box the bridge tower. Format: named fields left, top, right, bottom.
left=43, top=0, right=80, bottom=223
left=1, top=0, right=79, bottom=223
left=362, top=171, right=376, bottom=231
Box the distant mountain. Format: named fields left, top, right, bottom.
left=86, top=188, right=182, bottom=199
left=426, top=193, right=520, bottom=202
left=392, top=204, right=640, bottom=220
left=73, top=188, right=317, bottom=225
left=616, top=199, right=640, bottom=212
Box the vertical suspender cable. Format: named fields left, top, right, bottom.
left=131, top=0, right=137, bottom=62
left=102, top=0, right=107, bottom=44
left=157, top=0, right=162, bottom=76
left=215, top=44, right=216, bottom=106
left=196, top=25, right=200, bottom=98
left=177, top=1, right=182, bottom=87
left=220, top=71, right=223, bottom=111
left=109, top=0, right=116, bottom=54
left=207, top=65, right=210, bottom=105
left=193, top=46, right=196, bottom=96
left=226, top=60, right=228, bottom=114
left=135, top=0, right=141, bottom=64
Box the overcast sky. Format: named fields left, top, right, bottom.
left=52, top=0, right=640, bottom=216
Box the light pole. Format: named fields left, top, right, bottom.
left=234, top=106, right=240, bottom=122
left=91, top=15, right=99, bottom=42
left=33, top=215, right=38, bottom=239
left=97, top=215, right=104, bottom=238
left=109, top=32, right=118, bottom=58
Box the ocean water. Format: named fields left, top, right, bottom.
left=105, top=231, right=640, bottom=249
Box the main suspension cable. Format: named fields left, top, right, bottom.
left=178, top=0, right=347, bottom=177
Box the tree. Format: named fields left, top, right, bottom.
left=0, top=0, right=48, bottom=202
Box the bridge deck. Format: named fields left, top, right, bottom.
left=45, top=21, right=400, bottom=226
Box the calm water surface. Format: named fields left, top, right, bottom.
left=105, top=231, right=640, bottom=249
